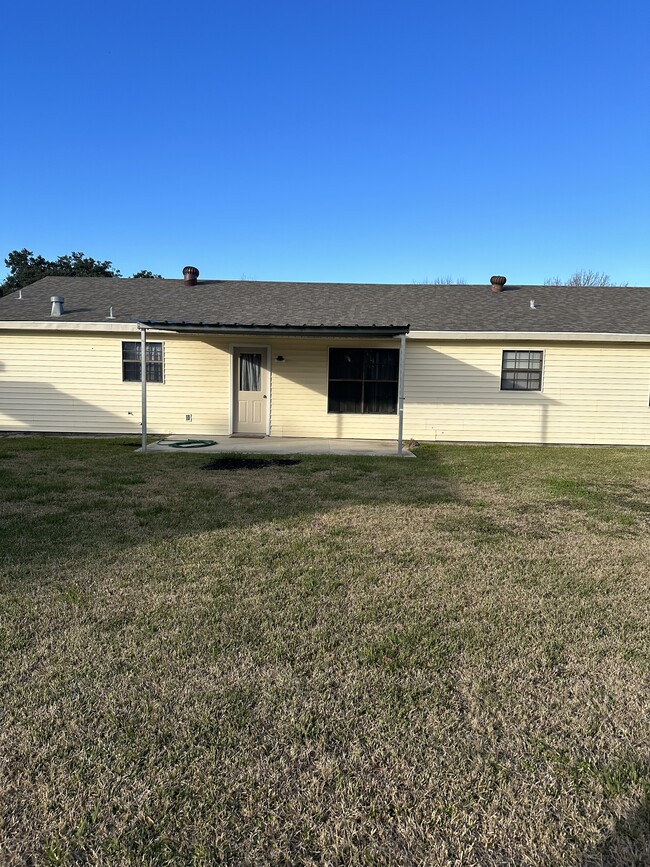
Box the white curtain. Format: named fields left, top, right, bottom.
left=240, top=353, right=261, bottom=391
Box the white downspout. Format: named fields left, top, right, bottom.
left=140, top=326, right=148, bottom=452
left=397, top=332, right=406, bottom=456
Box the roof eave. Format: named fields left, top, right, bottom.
left=408, top=330, right=650, bottom=343
left=137, top=321, right=411, bottom=338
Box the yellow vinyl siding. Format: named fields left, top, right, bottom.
left=267, top=338, right=400, bottom=439
left=404, top=341, right=650, bottom=445
left=0, top=331, right=231, bottom=435
left=1, top=331, right=649, bottom=445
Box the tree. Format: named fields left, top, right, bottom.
left=1, top=249, right=121, bottom=296
left=544, top=269, right=627, bottom=287
left=1, top=249, right=164, bottom=295
left=131, top=270, right=163, bottom=279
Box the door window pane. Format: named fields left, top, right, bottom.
left=240, top=353, right=262, bottom=391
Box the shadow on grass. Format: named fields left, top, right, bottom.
left=0, top=437, right=461, bottom=578
left=1, top=436, right=648, bottom=582
left=581, top=792, right=650, bottom=866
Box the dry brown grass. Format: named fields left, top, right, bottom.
left=0, top=438, right=648, bottom=865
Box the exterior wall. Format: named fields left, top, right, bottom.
left=0, top=332, right=401, bottom=438
left=0, top=330, right=649, bottom=445
left=267, top=337, right=400, bottom=439
left=0, top=331, right=231, bottom=435
left=404, top=340, right=650, bottom=446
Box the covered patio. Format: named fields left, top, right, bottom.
left=136, top=320, right=411, bottom=456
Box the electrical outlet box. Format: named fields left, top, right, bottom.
left=185, top=414, right=192, bottom=422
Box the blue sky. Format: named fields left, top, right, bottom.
left=1, top=0, right=649, bottom=285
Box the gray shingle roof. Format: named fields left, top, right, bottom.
left=0, top=276, right=649, bottom=334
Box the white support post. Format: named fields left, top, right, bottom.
left=140, top=326, right=148, bottom=452
left=397, top=332, right=406, bottom=456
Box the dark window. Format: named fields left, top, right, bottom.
left=328, top=348, right=399, bottom=413
left=500, top=350, right=543, bottom=391
left=122, top=341, right=164, bottom=383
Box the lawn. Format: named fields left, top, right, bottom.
left=0, top=437, right=648, bottom=866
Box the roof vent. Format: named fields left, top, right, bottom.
left=50, top=296, right=64, bottom=317
left=490, top=275, right=507, bottom=293
left=530, top=299, right=536, bottom=309
left=183, top=265, right=199, bottom=286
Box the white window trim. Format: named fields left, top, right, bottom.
left=500, top=349, right=544, bottom=392
left=326, top=345, right=400, bottom=415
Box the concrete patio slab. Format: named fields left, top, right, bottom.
left=141, top=437, right=414, bottom=457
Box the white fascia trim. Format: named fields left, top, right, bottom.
left=0, top=320, right=141, bottom=333
left=1, top=321, right=649, bottom=344
left=408, top=330, right=650, bottom=344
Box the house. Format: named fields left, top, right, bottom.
left=0, top=268, right=649, bottom=449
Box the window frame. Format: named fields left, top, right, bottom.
left=122, top=340, right=165, bottom=384
left=500, top=349, right=544, bottom=392
left=327, top=346, right=400, bottom=415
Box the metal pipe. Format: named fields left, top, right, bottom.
left=140, top=326, right=147, bottom=452
left=397, top=332, right=406, bottom=456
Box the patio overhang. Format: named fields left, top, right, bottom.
left=137, top=322, right=410, bottom=456
left=137, top=321, right=410, bottom=338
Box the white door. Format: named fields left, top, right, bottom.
left=233, top=347, right=268, bottom=435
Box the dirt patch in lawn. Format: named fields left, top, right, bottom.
left=202, top=457, right=302, bottom=470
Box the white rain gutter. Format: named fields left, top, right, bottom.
left=0, top=321, right=142, bottom=332
left=0, top=322, right=648, bottom=343
left=407, top=330, right=650, bottom=343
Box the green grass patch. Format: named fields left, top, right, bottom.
left=0, top=437, right=649, bottom=865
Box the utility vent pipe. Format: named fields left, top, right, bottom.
left=50, top=296, right=64, bottom=316
left=183, top=265, right=200, bottom=286
left=530, top=299, right=536, bottom=309
left=17, top=289, right=22, bottom=300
